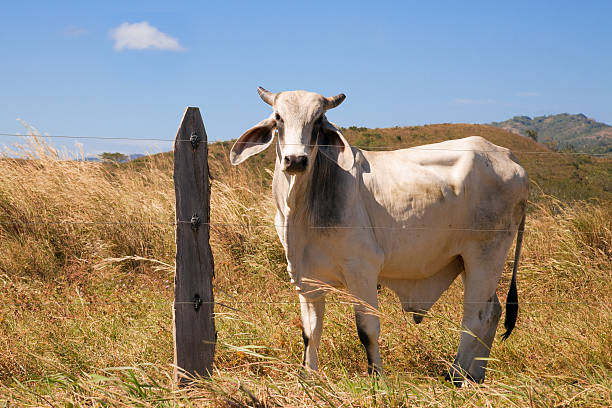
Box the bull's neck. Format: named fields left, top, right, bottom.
left=273, top=156, right=314, bottom=219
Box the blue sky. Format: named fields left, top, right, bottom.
left=1, top=1, right=611, bottom=156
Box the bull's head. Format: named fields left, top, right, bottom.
left=230, top=87, right=354, bottom=173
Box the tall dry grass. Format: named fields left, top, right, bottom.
left=0, top=135, right=610, bottom=406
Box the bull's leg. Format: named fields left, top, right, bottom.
left=299, top=293, right=326, bottom=371
left=446, top=254, right=505, bottom=386
left=466, top=294, right=502, bottom=379
left=354, top=302, right=382, bottom=375
left=346, top=276, right=383, bottom=375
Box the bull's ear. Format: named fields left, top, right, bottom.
left=230, top=115, right=276, bottom=165
left=318, top=117, right=354, bottom=171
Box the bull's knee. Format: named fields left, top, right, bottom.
left=478, top=295, right=502, bottom=337
left=492, top=298, right=502, bottom=328
left=469, top=294, right=502, bottom=333
left=488, top=295, right=502, bottom=322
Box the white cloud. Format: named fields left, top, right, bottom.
left=110, top=21, right=184, bottom=51
left=516, top=91, right=540, bottom=97
left=454, top=98, right=495, bottom=105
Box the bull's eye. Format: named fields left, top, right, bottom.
left=275, top=112, right=282, bottom=121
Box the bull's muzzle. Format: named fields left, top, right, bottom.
left=283, top=155, right=308, bottom=174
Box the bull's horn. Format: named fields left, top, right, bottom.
left=324, top=93, right=346, bottom=109
left=257, top=86, right=276, bottom=106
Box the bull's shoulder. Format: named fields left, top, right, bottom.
left=358, top=147, right=460, bottom=209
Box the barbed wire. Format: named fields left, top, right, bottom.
left=0, top=220, right=176, bottom=226
left=229, top=141, right=612, bottom=156
left=0, top=132, right=174, bottom=142
left=7, top=299, right=611, bottom=306
left=0, top=219, right=607, bottom=234
left=1, top=132, right=611, bottom=156
left=172, top=300, right=612, bottom=306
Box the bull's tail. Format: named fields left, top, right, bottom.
left=501, top=213, right=526, bottom=341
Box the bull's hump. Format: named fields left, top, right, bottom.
left=360, top=136, right=522, bottom=213
left=362, top=136, right=513, bottom=177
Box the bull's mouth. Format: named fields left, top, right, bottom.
left=283, top=167, right=307, bottom=175
left=283, top=170, right=306, bottom=176
left=283, top=155, right=308, bottom=174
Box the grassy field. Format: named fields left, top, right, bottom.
left=0, top=126, right=611, bottom=407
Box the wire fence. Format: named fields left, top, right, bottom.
left=6, top=299, right=612, bottom=307
left=2, top=129, right=606, bottom=233
left=174, top=301, right=612, bottom=306
left=0, top=219, right=607, bottom=234
left=1, top=127, right=610, bottom=312
left=2, top=119, right=610, bottom=391
left=1, top=131, right=611, bottom=156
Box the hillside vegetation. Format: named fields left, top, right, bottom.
left=490, top=113, right=612, bottom=154
left=208, top=123, right=612, bottom=202
left=0, top=127, right=611, bottom=406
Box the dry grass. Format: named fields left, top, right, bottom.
left=0, top=132, right=610, bottom=407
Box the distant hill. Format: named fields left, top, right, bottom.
left=489, top=113, right=612, bottom=154
left=83, top=153, right=145, bottom=162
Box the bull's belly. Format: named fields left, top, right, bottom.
left=379, top=253, right=458, bottom=280
left=282, top=216, right=466, bottom=288
left=377, top=232, right=461, bottom=280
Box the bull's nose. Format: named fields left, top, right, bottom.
left=283, top=155, right=308, bottom=173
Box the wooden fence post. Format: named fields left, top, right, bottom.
left=173, top=107, right=215, bottom=382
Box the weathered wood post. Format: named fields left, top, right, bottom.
left=173, top=107, right=215, bottom=382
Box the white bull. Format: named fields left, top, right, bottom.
left=230, top=88, right=528, bottom=385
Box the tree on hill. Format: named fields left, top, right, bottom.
left=525, top=129, right=538, bottom=142
left=98, top=152, right=128, bottom=163
left=542, top=136, right=559, bottom=152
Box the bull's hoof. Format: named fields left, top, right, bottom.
left=443, top=372, right=464, bottom=387
left=367, top=365, right=384, bottom=377
left=298, top=366, right=319, bottom=381
left=443, top=369, right=482, bottom=387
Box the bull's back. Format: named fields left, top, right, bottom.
left=358, top=136, right=528, bottom=279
